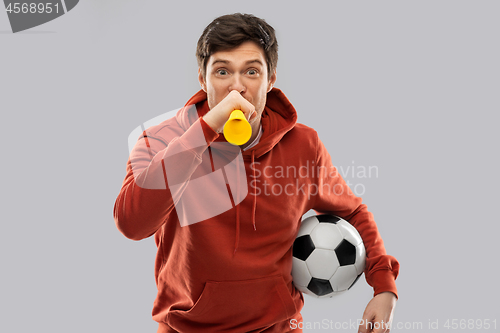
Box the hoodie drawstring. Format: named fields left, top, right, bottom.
left=234, top=154, right=241, bottom=254
left=233, top=149, right=258, bottom=255
left=251, top=150, right=257, bottom=231
left=234, top=207, right=240, bottom=254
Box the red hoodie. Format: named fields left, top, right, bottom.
left=114, top=88, right=399, bottom=332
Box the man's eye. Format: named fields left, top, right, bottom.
left=217, top=69, right=228, bottom=75
left=247, top=69, right=258, bottom=75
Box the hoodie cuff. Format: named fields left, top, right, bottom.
left=370, top=269, right=399, bottom=299
left=199, top=116, right=220, bottom=144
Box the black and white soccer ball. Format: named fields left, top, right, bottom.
left=292, top=214, right=366, bottom=298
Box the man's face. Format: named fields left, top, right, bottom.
left=198, top=41, right=277, bottom=126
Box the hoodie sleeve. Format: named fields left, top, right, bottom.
left=311, top=134, right=400, bottom=298
left=113, top=117, right=219, bottom=240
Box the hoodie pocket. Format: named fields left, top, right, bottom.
left=167, top=275, right=297, bottom=332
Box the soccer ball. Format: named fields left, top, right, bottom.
left=292, top=214, right=366, bottom=298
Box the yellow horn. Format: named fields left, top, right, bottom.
left=223, top=110, right=252, bottom=146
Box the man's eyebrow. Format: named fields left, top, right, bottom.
left=244, top=59, right=264, bottom=66
left=211, top=59, right=264, bottom=66
left=211, top=59, right=230, bottom=66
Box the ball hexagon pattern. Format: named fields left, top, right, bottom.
left=292, top=214, right=366, bottom=298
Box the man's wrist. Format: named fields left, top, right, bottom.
left=202, top=114, right=222, bottom=134
left=377, top=291, right=398, bottom=300
left=198, top=117, right=220, bottom=145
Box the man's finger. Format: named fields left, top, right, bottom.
left=358, top=317, right=370, bottom=333
left=372, top=317, right=389, bottom=333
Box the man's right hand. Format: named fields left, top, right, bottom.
left=202, top=90, right=256, bottom=133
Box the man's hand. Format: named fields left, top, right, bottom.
left=203, top=90, right=256, bottom=133
left=358, top=292, right=397, bottom=333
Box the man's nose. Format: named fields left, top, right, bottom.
left=229, top=74, right=246, bottom=93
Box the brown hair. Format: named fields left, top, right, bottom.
left=196, top=13, right=278, bottom=80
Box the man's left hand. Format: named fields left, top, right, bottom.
left=358, top=292, right=397, bottom=333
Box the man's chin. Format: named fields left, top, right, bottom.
left=249, top=114, right=261, bottom=127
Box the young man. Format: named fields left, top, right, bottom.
left=114, top=13, right=399, bottom=333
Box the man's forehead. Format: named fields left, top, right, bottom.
left=207, top=41, right=266, bottom=66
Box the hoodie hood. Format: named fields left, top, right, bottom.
left=175, top=87, right=298, bottom=158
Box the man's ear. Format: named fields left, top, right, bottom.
left=198, top=68, right=207, bottom=92
left=267, top=69, right=277, bottom=93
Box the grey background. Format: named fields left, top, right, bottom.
left=1, top=1, right=498, bottom=332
